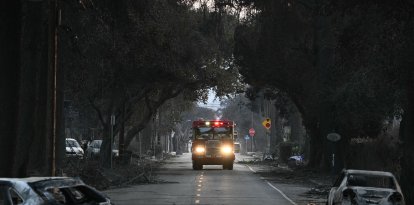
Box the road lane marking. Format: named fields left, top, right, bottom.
left=197, top=194, right=200, bottom=197
left=199, top=180, right=202, bottom=183
left=195, top=199, right=200, bottom=204
left=266, top=180, right=298, bottom=205
left=246, top=165, right=297, bottom=205
left=197, top=189, right=201, bottom=191
left=246, top=165, right=256, bottom=173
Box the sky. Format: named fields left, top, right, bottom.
left=197, top=89, right=222, bottom=110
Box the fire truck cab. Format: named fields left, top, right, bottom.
left=191, top=120, right=236, bottom=170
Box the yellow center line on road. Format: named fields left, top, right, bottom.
left=195, top=172, right=204, bottom=205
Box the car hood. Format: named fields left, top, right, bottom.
left=352, top=187, right=398, bottom=204
left=66, top=147, right=83, bottom=153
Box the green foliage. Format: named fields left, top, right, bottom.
left=233, top=1, right=411, bottom=140
left=60, top=0, right=244, bottom=167
left=62, top=0, right=241, bottom=130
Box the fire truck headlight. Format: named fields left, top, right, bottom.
left=221, top=146, right=232, bottom=154
left=195, top=147, right=205, bottom=153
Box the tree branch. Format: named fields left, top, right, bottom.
left=89, top=98, right=106, bottom=126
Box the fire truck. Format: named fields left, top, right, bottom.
left=191, top=120, right=237, bottom=170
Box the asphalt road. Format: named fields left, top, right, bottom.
left=106, top=153, right=299, bottom=205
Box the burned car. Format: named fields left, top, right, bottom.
left=327, top=169, right=405, bottom=205
left=0, top=177, right=112, bottom=205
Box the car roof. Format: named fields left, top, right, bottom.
left=66, top=138, right=77, bottom=141
left=0, top=177, right=71, bottom=183
left=345, top=169, right=395, bottom=177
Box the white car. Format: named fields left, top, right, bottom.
left=327, top=169, right=405, bottom=205
left=65, top=138, right=84, bottom=158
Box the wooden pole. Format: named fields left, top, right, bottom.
left=49, top=0, right=59, bottom=176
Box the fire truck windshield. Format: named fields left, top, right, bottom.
left=194, top=127, right=232, bottom=140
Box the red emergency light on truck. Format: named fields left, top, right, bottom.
left=191, top=120, right=237, bottom=170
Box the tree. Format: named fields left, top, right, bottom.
left=62, top=0, right=241, bottom=167
left=231, top=0, right=414, bottom=201
left=0, top=0, right=65, bottom=177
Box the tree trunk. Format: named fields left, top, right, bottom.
left=13, top=0, right=51, bottom=177
left=312, top=1, right=338, bottom=171
left=100, top=124, right=112, bottom=168
left=0, top=0, right=21, bottom=177
left=119, top=102, right=125, bottom=156
left=307, top=123, right=323, bottom=168
left=400, top=77, right=414, bottom=204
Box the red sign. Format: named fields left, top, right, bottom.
left=249, top=128, right=255, bottom=137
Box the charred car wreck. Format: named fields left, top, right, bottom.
left=327, top=169, right=405, bottom=205
left=0, top=177, right=111, bottom=205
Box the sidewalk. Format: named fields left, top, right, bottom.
left=236, top=155, right=332, bottom=205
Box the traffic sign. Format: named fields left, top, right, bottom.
left=327, top=133, right=341, bottom=142
left=249, top=128, right=255, bottom=137
left=244, top=135, right=250, bottom=140
left=262, top=118, right=271, bottom=129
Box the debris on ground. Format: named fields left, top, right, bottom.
left=60, top=154, right=175, bottom=190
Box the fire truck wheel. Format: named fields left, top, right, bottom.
left=223, top=162, right=233, bottom=170
left=193, top=162, right=202, bottom=170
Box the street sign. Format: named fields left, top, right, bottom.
left=327, top=133, right=341, bottom=142
left=244, top=135, right=250, bottom=140
left=262, top=118, right=271, bottom=129
left=249, top=128, right=255, bottom=137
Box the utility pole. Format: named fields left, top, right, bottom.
left=110, top=114, right=115, bottom=169
left=251, top=110, right=253, bottom=152
left=49, top=0, right=60, bottom=176
left=265, top=100, right=271, bottom=154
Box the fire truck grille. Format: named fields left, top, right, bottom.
left=206, top=148, right=220, bottom=155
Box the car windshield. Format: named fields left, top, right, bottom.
left=66, top=140, right=80, bottom=148
left=194, top=127, right=232, bottom=140
left=90, top=140, right=116, bottom=149
left=43, top=186, right=107, bottom=204
left=347, top=174, right=396, bottom=189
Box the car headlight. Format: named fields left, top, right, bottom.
left=221, top=146, right=232, bottom=154
left=195, top=147, right=205, bottom=153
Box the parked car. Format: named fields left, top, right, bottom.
left=327, top=169, right=405, bottom=205
left=0, top=177, right=112, bottom=205
left=65, top=138, right=84, bottom=158
left=287, top=155, right=304, bottom=168
left=85, top=140, right=119, bottom=159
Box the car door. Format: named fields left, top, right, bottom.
left=0, top=186, right=24, bottom=205
left=328, top=172, right=345, bottom=205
